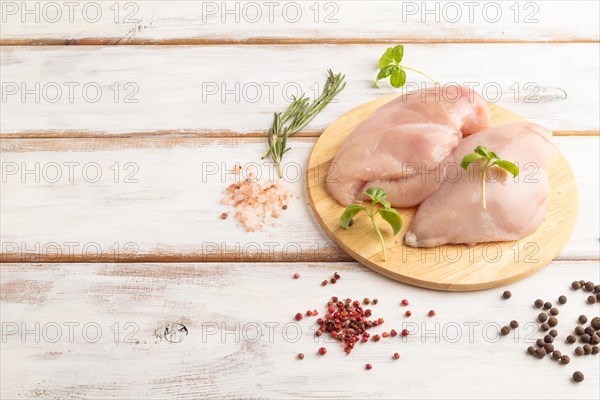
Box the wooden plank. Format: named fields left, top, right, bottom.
left=0, top=1, right=598, bottom=44
left=1, top=261, right=599, bottom=399
left=1, top=44, right=599, bottom=136
left=1, top=136, right=597, bottom=262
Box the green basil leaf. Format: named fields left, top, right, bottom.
left=376, top=64, right=398, bottom=81
left=474, top=145, right=491, bottom=158
left=489, top=151, right=500, bottom=160
left=365, top=187, right=387, bottom=203
left=390, top=68, right=407, bottom=88
left=379, top=199, right=392, bottom=209
left=375, top=64, right=399, bottom=88
left=460, top=153, right=484, bottom=170
left=392, top=45, right=404, bottom=63
left=378, top=47, right=395, bottom=69
left=340, top=204, right=365, bottom=229
left=494, top=160, right=519, bottom=177
left=379, top=208, right=403, bottom=236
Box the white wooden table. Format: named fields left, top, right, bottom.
left=1, top=1, right=599, bottom=398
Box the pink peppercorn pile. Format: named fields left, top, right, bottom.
left=315, top=296, right=384, bottom=355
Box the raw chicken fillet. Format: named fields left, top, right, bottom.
left=404, top=122, right=553, bottom=247
left=326, top=85, right=491, bottom=207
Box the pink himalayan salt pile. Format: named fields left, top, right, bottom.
left=221, top=166, right=291, bottom=232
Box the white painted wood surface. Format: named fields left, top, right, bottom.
left=1, top=136, right=598, bottom=262
left=1, top=1, right=598, bottom=399
left=1, top=1, right=598, bottom=44
left=1, top=261, right=599, bottom=399
left=1, top=44, right=599, bottom=135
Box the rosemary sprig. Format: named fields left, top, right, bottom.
left=262, top=69, right=346, bottom=178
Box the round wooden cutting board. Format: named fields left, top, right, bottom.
left=306, top=95, right=579, bottom=291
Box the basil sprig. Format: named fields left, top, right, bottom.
left=461, top=145, right=519, bottom=209
left=340, top=188, right=402, bottom=262
left=375, top=45, right=435, bottom=89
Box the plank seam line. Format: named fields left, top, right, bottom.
left=1, top=258, right=598, bottom=264
left=1, top=38, right=599, bottom=46
left=1, top=130, right=599, bottom=139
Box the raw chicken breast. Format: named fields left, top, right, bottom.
left=404, top=122, right=553, bottom=248
left=327, top=85, right=491, bottom=207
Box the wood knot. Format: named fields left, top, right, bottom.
left=164, top=322, right=188, bottom=343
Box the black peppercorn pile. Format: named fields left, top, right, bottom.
left=518, top=280, right=600, bottom=383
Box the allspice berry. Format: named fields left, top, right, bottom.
left=501, top=326, right=511, bottom=336
left=566, top=335, right=577, bottom=344
left=594, top=285, right=600, bottom=293
left=540, top=323, right=550, bottom=332
left=574, top=346, right=585, bottom=356
left=552, top=350, right=562, bottom=360
left=560, top=355, right=570, bottom=364
left=575, top=325, right=585, bottom=335
left=538, top=313, right=548, bottom=323
left=510, top=320, right=519, bottom=329
left=571, top=281, right=582, bottom=290
left=527, top=346, right=536, bottom=355
left=558, top=295, right=567, bottom=304
left=580, top=334, right=591, bottom=343
left=543, top=302, right=552, bottom=310
left=549, top=329, right=558, bottom=338
left=591, top=317, right=600, bottom=330
left=590, top=334, right=600, bottom=345
left=583, top=344, right=592, bottom=355
left=578, top=315, right=588, bottom=324
left=534, top=299, right=544, bottom=308
left=586, top=295, right=596, bottom=304
left=536, top=338, right=546, bottom=348
left=544, top=343, right=554, bottom=353
left=544, top=335, right=554, bottom=343
left=584, top=281, right=595, bottom=292
left=534, top=348, right=546, bottom=359
left=572, top=371, right=584, bottom=383
left=592, top=346, right=600, bottom=355
left=549, top=307, right=559, bottom=316
left=548, top=317, right=558, bottom=327
left=502, top=290, right=512, bottom=299
left=585, top=327, right=595, bottom=336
